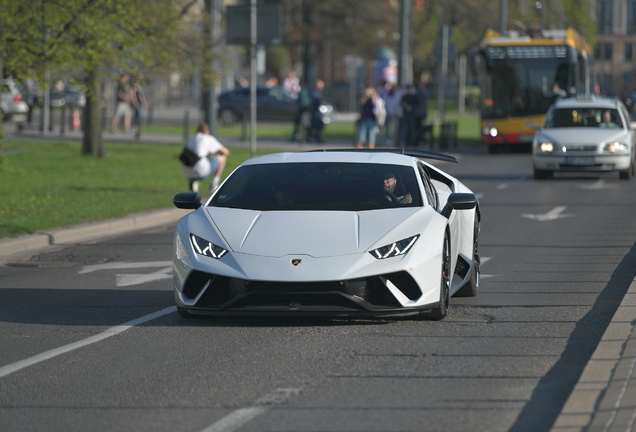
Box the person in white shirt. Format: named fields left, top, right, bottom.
left=180, top=122, right=230, bottom=193
left=283, top=70, right=301, bottom=98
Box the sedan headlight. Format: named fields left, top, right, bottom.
left=604, top=142, right=628, bottom=153
left=539, top=142, right=554, bottom=152
left=190, top=234, right=228, bottom=259
left=370, top=235, right=419, bottom=259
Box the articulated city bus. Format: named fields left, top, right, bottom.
left=474, top=28, right=592, bottom=153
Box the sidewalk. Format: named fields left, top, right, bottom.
left=6, top=106, right=360, bottom=149
left=551, top=277, right=636, bottom=432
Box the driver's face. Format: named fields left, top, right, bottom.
left=382, top=176, right=397, bottom=192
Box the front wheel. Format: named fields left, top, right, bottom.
left=619, top=161, right=634, bottom=180
left=429, top=233, right=451, bottom=321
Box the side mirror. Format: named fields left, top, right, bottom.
left=173, top=192, right=202, bottom=210
left=442, top=193, right=478, bottom=218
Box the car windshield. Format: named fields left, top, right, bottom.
left=210, top=162, right=423, bottom=211
left=544, top=107, right=623, bottom=129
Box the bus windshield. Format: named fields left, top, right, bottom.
left=480, top=43, right=579, bottom=119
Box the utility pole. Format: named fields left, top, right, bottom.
left=437, top=0, right=446, bottom=123
left=249, top=0, right=257, bottom=157
left=499, top=0, right=507, bottom=35
left=203, top=0, right=220, bottom=135
left=438, top=24, right=448, bottom=123
left=398, top=0, right=411, bottom=86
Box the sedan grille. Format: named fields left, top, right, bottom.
left=564, top=145, right=597, bottom=152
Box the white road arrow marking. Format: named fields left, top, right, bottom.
left=79, top=261, right=172, bottom=274
left=521, top=206, right=574, bottom=221
left=116, top=267, right=172, bottom=287
left=479, top=257, right=498, bottom=279
left=577, top=179, right=613, bottom=190
left=79, top=261, right=173, bottom=287
left=496, top=183, right=508, bottom=190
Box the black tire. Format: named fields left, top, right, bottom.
left=219, top=108, right=241, bottom=126
left=533, top=167, right=552, bottom=180
left=456, top=215, right=480, bottom=297
left=429, top=233, right=451, bottom=321
left=619, top=161, right=634, bottom=180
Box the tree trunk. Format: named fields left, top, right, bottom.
left=82, top=68, right=105, bottom=157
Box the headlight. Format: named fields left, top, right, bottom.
left=190, top=234, right=228, bottom=259
left=482, top=127, right=498, bottom=137
left=370, top=235, right=419, bottom=259
left=604, top=142, right=628, bottom=153
left=539, top=142, right=554, bottom=152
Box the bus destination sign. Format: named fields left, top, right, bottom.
left=487, top=45, right=568, bottom=60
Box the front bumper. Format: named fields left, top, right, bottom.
left=175, top=269, right=439, bottom=317
left=533, top=153, right=631, bottom=172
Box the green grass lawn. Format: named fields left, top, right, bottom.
left=143, top=121, right=358, bottom=142
left=0, top=114, right=481, bottom=239
left=0, top=141, right=277, bottom=238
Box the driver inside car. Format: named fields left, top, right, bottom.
left=374, top=171, right=412, bottom=204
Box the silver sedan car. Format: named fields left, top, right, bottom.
left=0, top=79, right=29, bottom=123
left=532, top=96, right=636, bottom=179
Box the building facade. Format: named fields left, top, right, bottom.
left=596, top=0, right=636, bottom=96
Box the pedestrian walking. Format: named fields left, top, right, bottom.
left=110, top=73, right=132, bottom=133
left=130, top=73, right=148, bottom=139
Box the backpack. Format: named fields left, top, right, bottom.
left=179, top=146, right=200, bottom=167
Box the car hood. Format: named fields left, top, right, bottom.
left=539, top=128, right=629, bottom=145
left=207, top=207, right=419, bottom=258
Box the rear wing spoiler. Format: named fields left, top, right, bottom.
left=309, top=148, right=458, bottom=163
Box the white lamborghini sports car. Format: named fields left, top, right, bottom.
left=172, top=149, right=480, bottom=320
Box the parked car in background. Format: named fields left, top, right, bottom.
left=218, top=85, right=337, bottom=126
left=0, top=79, right=29, bottom=123
left=49, top=84, right=86, bottom=108
left=533, top=96, right=636, bottom=180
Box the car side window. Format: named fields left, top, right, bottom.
left=418, top=163, right=437, bottom=209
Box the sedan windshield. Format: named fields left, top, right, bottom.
left=544, top=108, right=623, bottom=129
left=210, top=162, right=423, bottom=211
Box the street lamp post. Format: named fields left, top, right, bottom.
left=499, top=0, right=507, bottom=35
left=398, top=0, right=411, bottom=86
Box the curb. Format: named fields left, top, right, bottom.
left=0, top=207, right=186, bottom=260
left=551, top=278, right=636, bottom=431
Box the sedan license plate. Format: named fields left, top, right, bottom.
left=565, top=156, right=595, bottom=166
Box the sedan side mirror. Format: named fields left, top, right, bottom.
left=173, top=192, right=202, bottom=210
left=442, top=193, right=478, bottom=218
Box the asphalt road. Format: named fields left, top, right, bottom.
left=1, top=151, right=636, bottom=432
